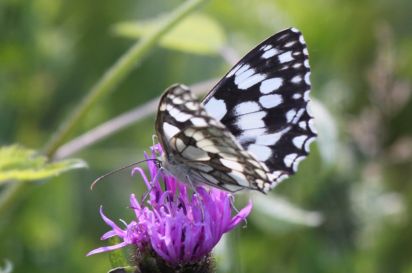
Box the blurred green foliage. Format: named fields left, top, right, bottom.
left=0, top=145, right=86, bottom=183
left=1, top=0, right=412, bottom=272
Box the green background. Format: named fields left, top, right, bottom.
left=1, top=0, right=412, bottom=272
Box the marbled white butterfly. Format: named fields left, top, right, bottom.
left=155, top=27, right=316, bottom=193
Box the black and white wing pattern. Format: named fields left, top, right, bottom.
left=155, top=28, right=316, bottom=193
left=203, top=27, right=316, bottom=186
left=156, top=85, right=273, bottom=193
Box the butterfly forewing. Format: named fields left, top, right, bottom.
left=156, top=85, right=273, bottom=192
left=202, top=27, right=316, bottom=183
left=156, top=28, right=316, bottom=192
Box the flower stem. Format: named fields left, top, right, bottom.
left=0, top=0, right=207, bottom=216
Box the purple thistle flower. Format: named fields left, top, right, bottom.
left=88, top=145, right=252, bottom=267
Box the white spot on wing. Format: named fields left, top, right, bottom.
left=169, top=107, right=191, bottom=122
left=247, top=144, right=272, bottom=161
left=204, top=97, right=227, bottom=121
left=285, top=41, right=296, bottom=47
left=292, top=108, right=305, bottom=123
left=234, top=101, right=261, bottom=115
left=276, top=174, right=289, bottom=184
left=284, top=153, right=298, bottom=168
left=304, top=137, right=316, bottom=152
left=303, top=48, right=309, bottom=55
left=234, top=64, right=250, bottom=76
left=292, top=135, right=307, bottom=149
left=307, top=102, right=314, bottom=116
left=308, top=119, right=317, bottom=133
left=192, top=131, right=205, bottom=141
left=291, top=75, right=302, bottom=84
left=175, top=138, right=185, bottom=152
left=236, top=111, right=266, bottom=130
left=172, top=97, right=184, bottom=105
left=181, top=145, right=210, bottom=161
left=237, top=73, right=266, bottom=90
left=186, top=101, right=197, bottom=111
left=220, top=159, right=244, bottom=172
left=196, top=139, right=214, bottom=149
left=238, top=128, right=267, bottom=144
left=240, top=128, right=266, bottom=137
left=260, top=78, right=283, bottom=94
left=286, top=109, right=297, bottom=123
left=174, top=111, right=191, bottom=122
left=270, top=171, right=289, bottom=185
left=163, top=122, right=180, bottom=140
left=262, top=48, right=279, bottom=59
left=261, top=44, right=272, bottom=51
left=234, top=68, right=255, bottom=85
left=201, top=145, right=221, bottom=154
left=292, top=156, right=306, bottom=172
left=255, top=169, right=266, bottom=179
left=299, top=35, right=305, bottom=44
left=256, top=127, right=290, bottom=145
left=278, top=51, right=293, bottom=63
left=304, top=72, right=311, bottom=85
left=259, top=94, right=283, bottom=109
left=191, top=117, right=208, bottom=127
left=304, top=90, right=310, bottom=101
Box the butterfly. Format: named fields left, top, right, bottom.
left=155, top=27, right=316, bottom=193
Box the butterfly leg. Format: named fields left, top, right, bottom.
left=229, top=194, right=248, bottom=228
left=152, top=135, right=160, bottom=150
left=185, top=174, right=199, bottom=194
left=141, top=167, right=164, bottom=203
left=185, top=174, right=206, bottom=219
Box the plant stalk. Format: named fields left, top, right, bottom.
left=0, top=0, right=207, bottom=216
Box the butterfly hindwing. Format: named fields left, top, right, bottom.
left=202, top=27, right=316, bottom=183
left=156, top=28, right=316, bottom=192
left=156, top=84, right=273, bottom=192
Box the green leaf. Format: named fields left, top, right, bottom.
left=113, top=13, right=226, bottom=55
left=0, top=145, right=87, bottom=183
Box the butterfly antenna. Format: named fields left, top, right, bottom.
left=90, top=158, right=160, bottom=190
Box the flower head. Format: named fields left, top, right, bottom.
left=88, top=145, right=252, bottom=267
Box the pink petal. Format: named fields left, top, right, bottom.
left=86, top=241, right=129, bottom=256
left=99, top=206, right=125, bottom=236
left=226, top=200, right=253, bottom=231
